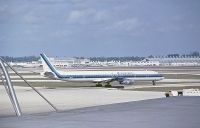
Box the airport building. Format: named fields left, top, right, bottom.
left=87, top=59, right=160, bottom=67
left=46, top=57, right=90, bottom=67
left=8, top=56, right=200, bottom=68
left=124, top=60, right=160, bottom=66
left=148, top=57, right=200, bottom=66
left=9, top=61, right=41, bottom=68
left=47, top=57, right=200, bottom=67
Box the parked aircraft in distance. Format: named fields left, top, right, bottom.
left=40, top=53, right=164, bottom=87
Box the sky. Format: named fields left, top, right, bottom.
left=0, top=0, right=200, bottom=57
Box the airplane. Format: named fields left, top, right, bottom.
left=40, top=53, right=164, bottom=87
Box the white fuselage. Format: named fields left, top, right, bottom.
left=56, top=70, right=164, bottom=82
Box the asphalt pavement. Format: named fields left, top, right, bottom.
left=0, top=97, right=200, bottom=128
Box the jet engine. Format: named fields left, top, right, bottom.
left=41, top=72, right=57, bottom=79
left=119, top=79, right=134, bottom=85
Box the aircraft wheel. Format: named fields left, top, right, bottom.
left=152, top=80, right=156, bottom=85
left=105, top=83, right=112, bottom=88
left=96, top=83, right=103, bottom=87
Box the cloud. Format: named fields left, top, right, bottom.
left=22, top=11, right=44, bottom=24
left=66, top=9, right=110, bottom=24
left=93, top=11, right=110, bottom=22
left=107, top=18, right=142, bottom=32
left=156, top=25, right=181, bottom=32
left=0, top=4, right=8, bottom=12
left=67, top=10, right=89, bottom=23
left=40, top=0, right=84, bottom=4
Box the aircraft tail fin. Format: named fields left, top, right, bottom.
left=40, top=53, right=60, bottom=78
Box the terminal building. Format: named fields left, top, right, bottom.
left=48, top=57, right=90, bottom=67
left=9, top=57, right=90, bottom=68
left=49, top=57, right=200, bottom=67
left=147, top=57, right=200, bottom=66
left=9, top=56, right=200, bottom=68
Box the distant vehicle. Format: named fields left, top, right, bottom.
left=165, top=89, right=200, bottom=97
left=40, top=53, right=164, bottom=87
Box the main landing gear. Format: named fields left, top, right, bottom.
left=105, top=82, right=112, bottom=88
left=152, top=80, right=156, bottom=85
left=96, top=82, right=112, bottom=88
left=96, top=82, right=103, bottom=87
